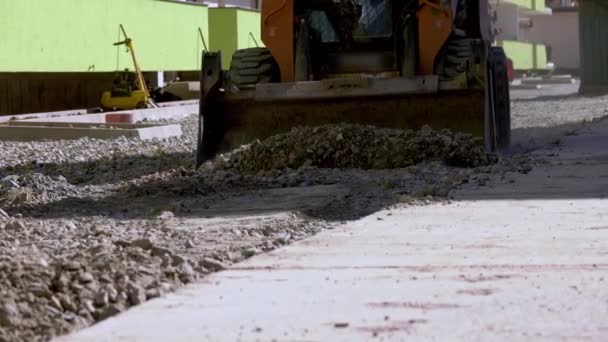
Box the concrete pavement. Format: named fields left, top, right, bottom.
left=59, top=119, right=608, bottom=341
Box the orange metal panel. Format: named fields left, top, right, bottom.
left=261, top=0, right=294, bottom=82
left=417, top=0, right=453, bottom=75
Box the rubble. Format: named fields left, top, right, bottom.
left=0, top=97, right=566, bottom=341
left=217, top=124, right=495, bottom=172
left=0, top=173, right=80, bottom=208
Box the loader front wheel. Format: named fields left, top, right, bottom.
left=490, top=46, right=511, bottom=151
left=227, top=48, right=280, bottom=89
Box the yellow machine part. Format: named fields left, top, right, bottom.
left=101, top=25, right=155, bottom=111
left=101, top=90, right=149, bottom=110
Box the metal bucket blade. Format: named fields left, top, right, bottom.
left=202, top=88, right=485, bottom=161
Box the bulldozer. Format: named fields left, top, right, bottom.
left=196, top=0, right=510, bottom=167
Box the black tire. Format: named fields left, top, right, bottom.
left=227, top=48, right=280, bottom=88
left=490, top=46, right=511, bottom=151
left=436, top=39, right=474, bottom=80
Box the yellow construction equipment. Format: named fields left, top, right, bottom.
left=101, top=25, right=157, bottom=111
left=196, top=0, right=510, bottom=167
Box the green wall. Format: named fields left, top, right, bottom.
left=236, top=10, right=264, bottom=50
left=209, top=8, right=239, bottom=69
left=209, top=8, right=262, bottom=69
left=499, top=40, right=547, bottom=71
left=0, top=0, right=209, bottom=72
left=506, top=0, right=546, bottom=12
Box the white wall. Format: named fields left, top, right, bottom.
left=527, top=11, right=580, bottom=69
left=494, top=2, right=520, bottom=41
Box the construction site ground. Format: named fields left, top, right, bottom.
left=1, top=83, right=608, bottom=341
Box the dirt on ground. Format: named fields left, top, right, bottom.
left=0, top=84, right=604, bottom=341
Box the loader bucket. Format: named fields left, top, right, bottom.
left=197, top=58, right=487, bottom=168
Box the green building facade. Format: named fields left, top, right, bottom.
left=0, top=0, right=262, bottom=114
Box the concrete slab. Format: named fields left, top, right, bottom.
left=58, top=199, right=608, bottom=341
left=0, top=122, right=182, bottom=141
left=0, top=101, right=198, bottom=125
left=59, top=120, right=608, bottom=340
left=21, top=104, right=198, bottom=124
left=509, top=83, right=542, bottom=90
left=0, top=109, right=92, bottom=123
left=521, top=77, right=576, bottom=85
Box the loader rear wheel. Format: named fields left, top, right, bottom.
left=490, top=46, right=511, bottom=151
left=227, top=48, right=280, bottom=88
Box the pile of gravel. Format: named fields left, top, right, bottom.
left=1, top=174, right=80, bottom=208
left=0, top=211, right=324, bottom=341
left=217, top=124, right=494, bottom=173
left=0, top=216, right=235, bottom=342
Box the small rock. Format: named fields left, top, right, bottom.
left=70, top=282, right=84, bottom=292
left=93, top=226, right=110, bottom=237
left=1, top=176, right=20, bottom=189
left=131, top=238, right=154, bottom=250
left=158, top=211, right=175, bottom=220
left=272, top=232, right=290, bottom=245
left=65, top=220, right=78, bottom=230
left=50, top=296, right=63, bottom=311
left=28, top=283, right=52, bottom=299
left=96, top=304, right=123, bottom=322
left=83, top=300, right=95, bottom=313
left=184, top=239, right=195, bottom=249
left=52, top=273, right=71, bottom=291
left=46, top=305, right=62, bottom=318
left=87, top=244, right=111, bottom=256
left=159, top=282, right=173, bottom=293
left=199, top=257, right=227, bottom=272
left=145, top=288, right=161, bottom=300
left=3, top=220, right=26, bottom=231
left=58, top=294, right=76, bottom=312
left=241, top=248, right=259, bottom=258
left=151, top=246, right=172, bottom=258
left=127, top=283, right=146, bottom=306
left=0, top=209, right=10, bottom=219
left=94, top=291, right=109, bottom=307
left=172, top=254, right=188, bottom=266
left=38, top=258, right=49, bottom=268
left=63, top=312, right=76, bottom=322
left=63, top=261, right=81, bottom=271
left=261, top=240, right=274, bottom=251
left=79, top=272, right=95, bottom=284
left=0, top=302, right=19, bottom=326
left=106, top=285, right=119, bottom=303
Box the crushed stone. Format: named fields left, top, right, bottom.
left=216, top=124, right=495, bottom=172
left=0, top=94, right=570, bottom=341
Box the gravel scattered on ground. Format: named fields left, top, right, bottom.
left=1, top=86, right=594, bottom=341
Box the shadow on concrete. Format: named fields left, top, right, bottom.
left=7, top=178, right=394, bottom=222
left=512, top=93, right=582, bottom=103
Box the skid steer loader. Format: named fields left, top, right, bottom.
left=196, top=0, right=510, bottom=167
